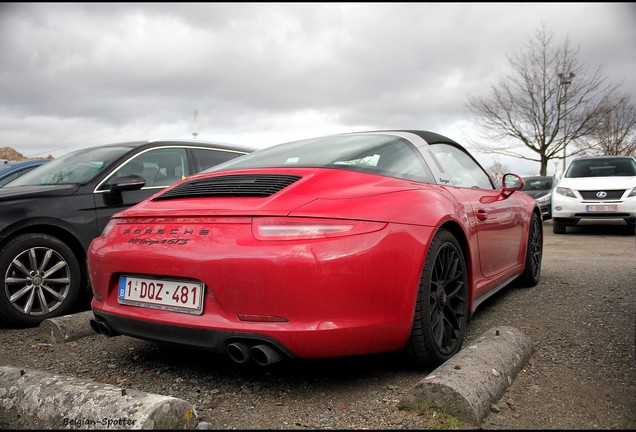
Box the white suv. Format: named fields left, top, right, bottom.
left=551, top=155, right=636, bottom=234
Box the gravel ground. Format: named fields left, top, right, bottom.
left=1, top=221, right=635, bottom=430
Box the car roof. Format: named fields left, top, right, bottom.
left=571, top=155, right=636, bottom=161
left=0, top=159, right=50, bottom=172
left=2, top=159, right=49, bottom=166
left=353, top=129, right=462, bottom=147
left=81, top=139, right=256, bottom=153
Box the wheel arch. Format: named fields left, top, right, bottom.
left=533, top=207, right=544, bottom=235
left=524, top=207, right=543, bottom=259
left=437, top=220, right=474, bottom=311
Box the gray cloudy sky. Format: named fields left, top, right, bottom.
left=1, top=2, right=635, bottom=175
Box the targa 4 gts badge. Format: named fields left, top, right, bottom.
left=127, top=237, right=189, bottom=246
left=122, top=226, right=212, bottom=246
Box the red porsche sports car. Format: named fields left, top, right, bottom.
left=88, top=130, right=542, bottom=369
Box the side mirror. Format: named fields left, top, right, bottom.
left=109, top=174, right=146, bottom=194
left=502, top=173, right=524, bottom=191
left=481, top=173, right=525, bottom=204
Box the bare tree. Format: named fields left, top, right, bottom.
left=485, top=159, right=510, bottom=186
left=585, top=95, right=636, bottom=156
left=466, top=23, right=620, bottom=175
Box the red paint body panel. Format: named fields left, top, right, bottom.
left=90, top=217, right=435, bottom=358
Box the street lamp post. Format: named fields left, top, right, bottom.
left=559, top=72, right=575, bottom=172
left=192, top=110, right=199, bottom=139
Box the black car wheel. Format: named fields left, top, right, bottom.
left=0, top=234, right=81, bottom=327
left=404, top=229, right=468, bottom=369
left=553, top=221, right=566, bottom=234
left=515, top=212, right=542, bottom=287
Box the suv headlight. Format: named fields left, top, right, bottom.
left=555, top=187, right=576, bottom=198
left=535, top=194, right=550, bottom=204
left=628, top=187, right=636, bottom=198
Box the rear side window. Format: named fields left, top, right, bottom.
left=192, top=148, right=248, bottom=174
left=428, top=144, right=494, bottom=189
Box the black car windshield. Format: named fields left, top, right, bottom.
left=521, top=177, right=553, bottom=191
left=565, top=158, right=636, bottom=178
left=6, top=146, right=133, bottom=186
left=203, top=134, right=433, bottom=182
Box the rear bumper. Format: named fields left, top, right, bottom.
left=91, top=310, right=295, bottom=357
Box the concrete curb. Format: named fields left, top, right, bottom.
left=4, top=314, right=532, bottom=429
left=38, top=310, right=97, bottom=344
left=399, top=326, right=534, bottom=426
left=0, top=366, right=197, bottom=430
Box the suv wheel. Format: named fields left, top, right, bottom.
left=0, top=234, right=81, bottom=327
left=552, top=221, right=566, bottom=234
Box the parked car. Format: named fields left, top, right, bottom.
left=0, top=139, right=255, bottom=327
left=88, top=130, right=543, bottom=369
left=0, top=159, right=51, bottom=187
left=521, top=175, right=555, bottom=220
left=551, top=155, right=636, bottom=234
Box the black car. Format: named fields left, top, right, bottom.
left=521, top=175, right=555, bottom=220
left=0, top=139, right=255, bottom=327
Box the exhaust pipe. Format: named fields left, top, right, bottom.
left=226, top=342, right=251, bottom=364
left=89, top=318, right=117, bottom=337
left=250, top=344, right=285, bottom=366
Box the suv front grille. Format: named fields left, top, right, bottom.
left=578, top=190, right=625, bottom=201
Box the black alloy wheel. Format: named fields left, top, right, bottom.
left=405, top=229, right=468, bottom=369
left=516, top=212, right=543, bottom=287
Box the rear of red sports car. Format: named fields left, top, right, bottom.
left=89, top=167, right=442, bottom=362
left=88, top=130, right=540, bottom=368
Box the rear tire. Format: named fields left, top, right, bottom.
left=516, top=212, right=542, bottom=287
left=404, top=229, right=468, bottom=369
left=0, top=234, right=81, bottom=327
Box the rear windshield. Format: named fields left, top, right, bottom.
left=204, top=134, right=435, bottom=183
left=565, top=158, right=636, bottom=178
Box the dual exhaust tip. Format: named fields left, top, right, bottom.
left=226, top=341, right=286, bottom=366
left=90, top=317, right=286, bottom=367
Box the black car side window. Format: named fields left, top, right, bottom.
left=103, top=148, right=189, bottom=190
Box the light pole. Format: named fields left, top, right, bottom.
left=559, top=72, right=575, bottom=172
left=192, top=110, right=199, bottom=139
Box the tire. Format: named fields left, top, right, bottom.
left=0, top=234, right=81, bottom=327
left=404, top=229, right=468, bottom=369
left=553, top=221, right=566, bottom=234
left=516, top=212, right=542, bottom=287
